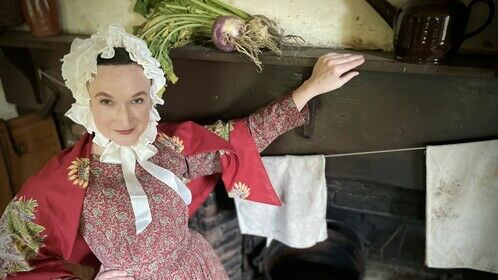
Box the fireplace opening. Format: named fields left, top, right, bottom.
left=263, top=220, right=366, bottom=280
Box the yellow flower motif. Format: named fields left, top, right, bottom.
left=157, top=133, right=184, bottom=153
left=228, top=182, right=251, bottom=199
left=67, top=157, right=90, bottom=189
left=204, top=120, right=234, bottom=141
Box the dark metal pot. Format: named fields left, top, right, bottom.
left=364, top=0, right=495, bottom=64
left=263, top=220, right=366, bottom=280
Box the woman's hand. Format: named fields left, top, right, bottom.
left=292, top=53, right=365, bottom=111
left=94, top=266, right=134, bottom=280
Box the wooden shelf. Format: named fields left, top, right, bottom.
left=170, top=45, right=497, bottom=78
left=1, top=31, right=496, bottom=78
left=0, top=31, right=80, bottom=50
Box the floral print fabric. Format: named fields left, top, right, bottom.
left=79, top=94, right=308, bottom=279
left=186, top=94, right=309, bottom=179
left=81, top=153, right=227, bottom=279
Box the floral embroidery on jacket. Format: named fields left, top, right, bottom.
left=0, top=197, right=46, bottom=278
left=204, top=120, right=234, bottom=141
left=157, top=133, right=185, bottom=153
left=228, top=182, right=251, bottom=199
left=67, top=157, right=90, bottom=189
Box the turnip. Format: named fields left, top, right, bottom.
left=211, top=16, right=244, bottom=52
left=134, top=0, right=296, bottom=84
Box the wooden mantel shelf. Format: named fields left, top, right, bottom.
left=0, top=31, right=496, bottom=78
left=170, top=45, right=497, bottom=78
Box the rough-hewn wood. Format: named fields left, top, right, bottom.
left=164, top=59, right=498, bottom=157
left=0, top=114, right=61, bottom=193
left=0, top=31, right=80, bottom=49
left=0, top=31, right=495, bottom=78
left=170, top=45, right=497, bottom=78
left=328, top=178, right=425, bottom=220
left=159, top=59, right=303, bottom=122
left=0, top=48, right=41, bottom=107
left=29, top=48, right=73, bottom=112
left=325, top=150, right=426, bottom=191
left=0, top=143, right=14, bottom=214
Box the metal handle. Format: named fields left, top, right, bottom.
left=464, top=0, right=496, bottom=39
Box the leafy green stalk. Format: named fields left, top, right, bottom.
left=207, top=0, right=250, bottom=20
left=189, top=0, right=231, bottom=17
left=134, top=0, right=164, bottom=16
left=134, top=0, right=262, bottom=85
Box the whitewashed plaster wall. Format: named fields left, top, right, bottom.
left=52, top=0, right=498, bottom=52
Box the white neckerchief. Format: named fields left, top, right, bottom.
left=98, top=140, right=192, bottom=234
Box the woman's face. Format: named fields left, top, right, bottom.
left=88, top=64, right=152, bottom=146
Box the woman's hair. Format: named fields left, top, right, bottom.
left=97, top=47, right=134, bottom=65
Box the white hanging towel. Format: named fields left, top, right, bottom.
left=234, top=155, right=327, bottom=248
left=426, top=139, right=498, bottom=274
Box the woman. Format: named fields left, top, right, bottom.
left=0, top=25, right=364, bottom=279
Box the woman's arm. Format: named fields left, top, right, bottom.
left=244, top=93, right=309, bottom=153
left=246, top=52, right=365, bottom=152
left=184, top=53, right=364, bottom=179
